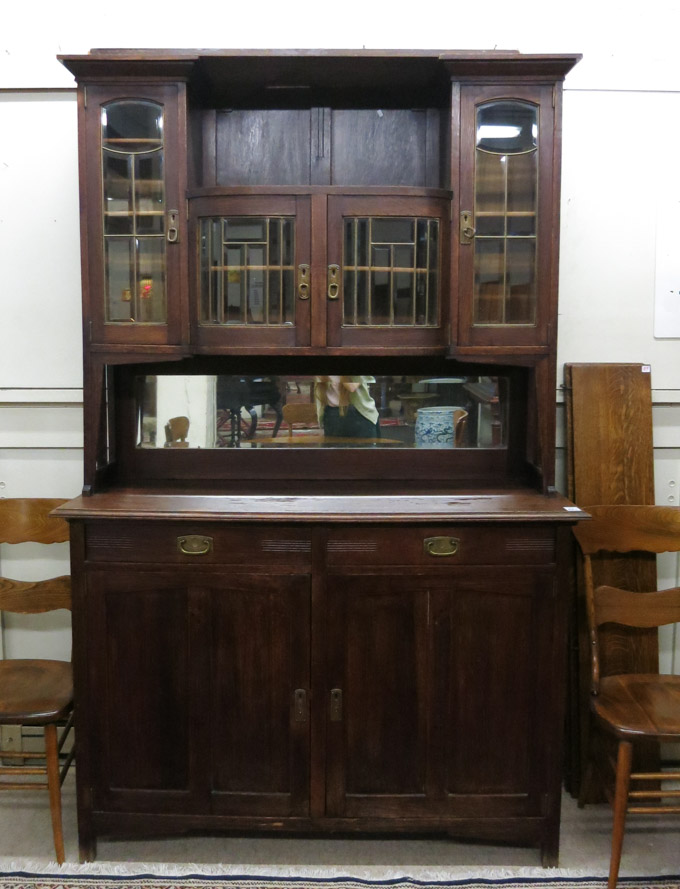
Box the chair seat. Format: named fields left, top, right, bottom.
left=592, top=673, right=680, bottom=741
left=0, top=659, right=73, bottom=724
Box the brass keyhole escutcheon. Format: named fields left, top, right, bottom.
left=327, top=264, right=340, bottom=300
left=460, top=210, right=475, bottom=245
left=298, top=264, right=310, bottom=300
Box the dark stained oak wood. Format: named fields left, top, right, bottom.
left=57, top=48, right=582, bottom=866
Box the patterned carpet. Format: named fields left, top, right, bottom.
left=1, top=874, right=679, bottom=889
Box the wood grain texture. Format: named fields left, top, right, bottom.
left=564, top=363, right=657, bottom=796
left=0, top=499, right=69, bottom=544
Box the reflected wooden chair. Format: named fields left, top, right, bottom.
left=282, top=402, right=319, bottom=437
left=572, top=505, right=680, bottom=889
left=163, top=415, right=190, bottom=448
left=453, top=408, right=468, bottom=447
left=0, top=498, right=74, bottom=864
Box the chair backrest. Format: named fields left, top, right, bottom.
left=572, top=505, right=680, bottom=692
left=0, top=499, right=71, bottom=614
left=282, top=402, right=318, bottom=436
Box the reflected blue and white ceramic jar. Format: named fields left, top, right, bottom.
left=415, top=406, right=466, bottom=449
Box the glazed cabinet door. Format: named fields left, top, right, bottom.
left=190, top=194, right=312, bottom=351
left=207, top=572, right=311, bottom=817
left=82, top=84, right=186, bottom=346
left=83, top=569, right=206, bottom=813
left=326, top=195, right=450, bottom=352
left=457, top=84, right=557, bottom=352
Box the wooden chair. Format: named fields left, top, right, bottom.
left=572, top=505, right=680, bottom=889
left=282, top=402, right=319, bottom=437
left=0, top=498, right=74, bottom=864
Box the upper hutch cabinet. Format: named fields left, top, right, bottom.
left=65, top=51, right=578, bottom=359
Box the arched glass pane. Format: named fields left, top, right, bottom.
left=476, top=101, right=537, bottom=154
left=102, top=101, right=163, bottom=154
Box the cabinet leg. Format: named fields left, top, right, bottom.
left=78, top=835, right=97, bottom=863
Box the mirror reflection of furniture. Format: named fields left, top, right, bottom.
left=164, top=415, right=190, bottom=448
left=572, top=505, right=680, bottom=889
left=216, top=376, right=283, bottom=446
left=0, top=498, right=74, bottom=864
left=282, top=402, right=319, bottom=438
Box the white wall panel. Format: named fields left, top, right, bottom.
left=0, top=93, right=82, bottom=389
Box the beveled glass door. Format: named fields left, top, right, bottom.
left=85, top=84, right=184, bottom=345
left=458, top=85, right=556, bottom=350
left=190, top=195, right=312, bottom=350
left=326, top=195, right=449, bottom=351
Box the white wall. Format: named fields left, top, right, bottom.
left=2, top=0, right=680, bottom=661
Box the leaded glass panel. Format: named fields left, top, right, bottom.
left=342, top=216, right=439, bottom=327
left=199, top=217, right=296, bottom=327
left=472, top=100, right=538, bottom=327
left=101, top=100, right=166, bottom=324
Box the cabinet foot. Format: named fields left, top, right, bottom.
left=78, top=837, right=97, bottom=863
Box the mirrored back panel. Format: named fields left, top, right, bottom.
left=115, top=359, right=529, bottom=485
left=136, top=373, right=507, bottom=451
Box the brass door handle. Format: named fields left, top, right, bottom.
left=330, top=688, right=343, bottom=721
left=298, top=264, right=310, bottom=300
left=177, top=535, right=213, bottom=555
left=327, top=264, right=340, bottom=300
left=460, top=210, right=475, bottom=245
left=424, top=536, right=460, bottom=557
left=167, top=209, right=179, bottom=243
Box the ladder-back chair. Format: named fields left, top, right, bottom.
left=573, top=504, right=680, bottom=889
left=0, top=498, right=74, bottom=863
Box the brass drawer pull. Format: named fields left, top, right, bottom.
left=424, top=536, right=460, bottom=557
left=177, top=535, right=213, bottom=556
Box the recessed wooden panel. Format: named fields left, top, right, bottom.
left=331, top=109, right=442, bottom=187
left=215, top=110, right=313, bottom=186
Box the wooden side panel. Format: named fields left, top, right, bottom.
left=564, top=362, right=658, bottom=795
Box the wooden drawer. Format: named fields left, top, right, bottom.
left=325, top=524, right=556, bottom=567
left=84, top=521, right=313, bottom=568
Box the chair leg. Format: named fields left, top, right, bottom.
left=44, top=724, right=65, bottom=864
left=608, top=739, right=633, bottom=889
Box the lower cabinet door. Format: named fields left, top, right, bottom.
left=431, top=566, right=560, bottom=818
left=85, top=569, right=208, bottom=813
left=206, top=572, right=311, bottom=817
left=324, top=566, right=559, bottom=820
left=324, top=574, right=432, bottom=817
left=84, top=568, right=311, bottom=817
